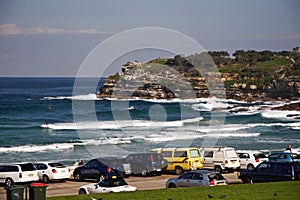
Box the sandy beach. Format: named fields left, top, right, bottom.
left=0, top=172, right=241, bottom=199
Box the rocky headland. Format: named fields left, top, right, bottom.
left=97, top=49, right=300, bottom=104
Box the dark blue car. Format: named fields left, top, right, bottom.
left=238, top=161, right=300, bottom=183
left=73, top=158, right=125, bottom=182
left=268, top=152, right=300, bottom=162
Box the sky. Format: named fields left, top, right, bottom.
left=0, top=0, right=299, bottom=77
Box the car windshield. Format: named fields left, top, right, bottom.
left=49, top=163, right=64, bottom=167
left=99, top=178, right=128, bottom=187
left=208, top=173, right=225, bottom=181
left=225, top=149, right=238, bottom=158
left=189, top=149, right=200, bottom=158
left=254, top=153, right=267, bottom=159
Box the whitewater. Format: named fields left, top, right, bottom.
left=0, top=77, right=299, bottom=163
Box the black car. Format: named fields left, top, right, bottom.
left=125, top=152, right=167, bottom=176
left=73, top=157, right=125, bottom=182
left=238, top=161, right=300, bottom=183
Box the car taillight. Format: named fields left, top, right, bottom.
left=225, top=160, right=228, bottom=164
left=209, top=180, right=215, bottom=186
left=255, top=158, right=259, bottom=162
left=52, top=169, right=57, bottom=173
left=107, top=167, right=112, bottom=173
left=150, top=154, right=154, bottom=162
left=19, top=173, right=22, bottom=178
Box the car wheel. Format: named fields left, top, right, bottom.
left=168, top=183, right=177, bottom=188
left=175, top=166, right=184, bottom=175
left=243, top=177, right=253, bottom=184
left=247, top=164, right=255, bottom=170
left=74, top=172, right=83, bottom=181
left=43, top=175, right=49, bottom=183
left=78, top=188, right=87, bottom=195
left=98, top=174, right=106, bottom=182
left=5, top=178, right=14, bottom=187
left=141, top=169, right=149, bottom=177
left=215, top=166, right=222, bottom=173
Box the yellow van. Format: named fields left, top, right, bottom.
left=151, top=147, right=204, bottom=174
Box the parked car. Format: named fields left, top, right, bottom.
left=268, top=152, right=300, bottom=162
left=78, top=177, right=137, bottom=194
left=34, top=162, right=71, bottom=183
left=237, top=150, right=268, bottom=170
left=201, top=146, right=240, bottom=173
left=0, top=163, right=39, bottom=186
left=151, top=147, right=203, bottom=174
left=73, top=157, right=125, bottom=182
left=238, top=161, right=300, bottom=183
left=166, top=170, right=227, bottom=188
left=124, top=153, right=167, bottom=176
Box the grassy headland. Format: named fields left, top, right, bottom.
left=98, top=48, right=300, bottom=101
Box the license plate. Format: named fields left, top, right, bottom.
left=28, top=174, right=33, bottom=177
left=232, top=161, right=235, bottom=164
left=61, top=170, right=65, bottom=173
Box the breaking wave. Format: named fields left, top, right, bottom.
left=41, top=117, right=203, bottom=130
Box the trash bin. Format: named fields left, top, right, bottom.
left=29, top=183, right=48, bottom=200
left=5, top=185, right=25, bottom=200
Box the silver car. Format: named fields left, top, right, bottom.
left=166, top=170, right=227, bottom=188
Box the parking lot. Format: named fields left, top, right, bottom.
left=0, top=172, right=241, bottom=198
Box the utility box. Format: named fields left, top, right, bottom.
left=29, top=183, right=48, bottom=200
left=5, top=185, right=25, bottom=200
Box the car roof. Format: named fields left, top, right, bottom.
left=152, top=147, right=199, bottom=151
left=202, top=146, right=235, bottom=150
left=236, top=150, right=264, bottom=154
left=260, top=161, right=296, bottom=164
left=128, top=152, right=160, bottom=155
left=34, top=161, right=62, bottom=164
left=186, top=170, right=220, bottom=175
left=270, top=152, right=297, bottom=155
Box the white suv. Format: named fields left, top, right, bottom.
left=0, top=163, right=39, bottom=186
left=201, top=146, right=240, bottom=173
left=34, top=162, right=71, bottom=183
left=237, top=150, right=268, bottom=170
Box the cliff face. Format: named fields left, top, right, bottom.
left=97, top=50, right=300, bottom=101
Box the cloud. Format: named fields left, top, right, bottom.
left=0, top=24, right=110, bottom=35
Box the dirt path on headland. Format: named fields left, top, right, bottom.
left=0, top=172, right=241, bottom=199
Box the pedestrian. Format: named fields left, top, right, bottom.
left=286, top=144, right=292, bottom=153
left=74, top=159, right=83, bottom=166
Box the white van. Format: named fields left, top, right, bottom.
left=201, top=146, right=240, bottom=173
left=0, top=163, right=39, bottom=186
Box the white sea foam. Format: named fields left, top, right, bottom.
left=75, top=137, right=132, bottom=146
left=212, top=132, right=261, bottom=138
left=144, top=131, right=261, bottom=142
left=40, top=117, right=202, bottom=130
left=197, top=124, right=255, bottom=133
left=0, top=143, right=74, bottom=153
left=42, top=94, right=99, bottom=101
left=261, top=110, right=300, bottom=120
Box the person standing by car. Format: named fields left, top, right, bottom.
left=74, top=159, right=84, bottom=166
left=286, top=144, right=292, bottom=153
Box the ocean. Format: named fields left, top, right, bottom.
left=0, top=77, right=299, bottom=164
